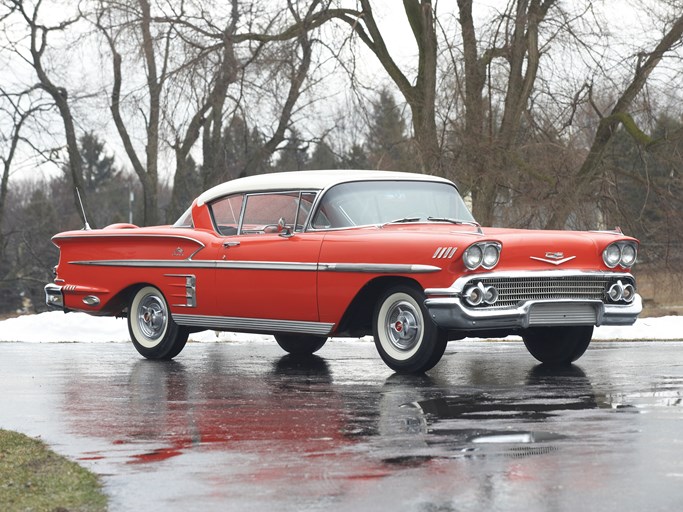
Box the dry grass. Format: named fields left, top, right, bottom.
left=634, top=267, right=683, bottom=317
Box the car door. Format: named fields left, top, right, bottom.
left=212, top=191, right=323, bottom=322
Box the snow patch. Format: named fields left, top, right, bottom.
left=0, top=311, right=680, bottom=343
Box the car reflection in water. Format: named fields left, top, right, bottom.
left=61, top=349, right=660, bottom=510
left=63, top=351, right=625, bottom=472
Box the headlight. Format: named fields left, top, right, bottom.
left=482, top=244, right=500, bottom=269
left=620, top=244, right=637, bottom=267
left=603, top=241, right=638, bottom=269
left=603, top=244, right=621, bottom=268
left=463, top=245, right=483, bottom=270
left=463, top=242, right=501, bottom=270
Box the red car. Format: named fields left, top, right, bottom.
left=45, top=170, right=641, bottom=373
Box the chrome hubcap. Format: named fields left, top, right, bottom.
left=385, top=300, right=422, bottom=351
left=137, top=295, right=167, bottom=340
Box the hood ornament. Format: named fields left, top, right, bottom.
left=530, top=252, right=576, bottom=266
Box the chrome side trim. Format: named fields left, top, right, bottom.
left=71, top=260, right=441, bottom=274
left=218, top=261, right=317, bottom=271
left=164, top=274, right=197, bottom=307
left=70, top=259, right=318, bottom=271
left=318, top=263, right=441, bottom=274
left=53, top=233, right=206, bottom=248
left=433, top=247, right=457, bottom=259
left=173, top=314, right=334, bottom=336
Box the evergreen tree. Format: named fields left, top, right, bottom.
left=342, top=144, right=371, bottom=170
left=211, top=115, right=271, bottom=181
left=274, top=129, right=309, bottom=172
left=79, top=131, right=120, bottom=193
left=366, top=88, right=413, bottom=172
left=604, top=114, right=683, bottom=262
left=307, top=141, right=339, bottom=170
left=60, top=132, right=130, bottom=228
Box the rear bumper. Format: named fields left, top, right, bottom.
left=44, top=284, right=66, bottom=311
left=425, top=294, right=642, bottom=331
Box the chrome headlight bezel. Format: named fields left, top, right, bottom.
left=602, top=241, right=638, bottom=269
left=463, top=242, right=501, bottom=271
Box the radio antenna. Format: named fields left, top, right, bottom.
left=76, top=188, right=92, bottom=230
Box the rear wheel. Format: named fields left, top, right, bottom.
left=522, top=325, right=593, bottom=365
left=128, top=286, right=188, bottom=360
left=373, top=285, right=447, bottom=374
left=274, top=334, right=327, bottom=355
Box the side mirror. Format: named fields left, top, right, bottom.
left=277, top=217, right=293, bottom=238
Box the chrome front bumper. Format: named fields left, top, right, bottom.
left=425, top=295, right=642, bottom=330
left=424, top=270, right=642, bottom=331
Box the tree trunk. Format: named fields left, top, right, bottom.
left=545, top=13, right=683, bottom=229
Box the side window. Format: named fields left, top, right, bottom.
left=210, top=194, right=244, bottom=235
left=296, top=192, right=317, bottom=232
left=241, top=192, right=299, bottom=234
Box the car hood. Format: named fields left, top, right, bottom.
left=341, top=224, right=635, bottom=272
left=479, top=227, right=635, bottom=271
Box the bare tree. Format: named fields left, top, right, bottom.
left=95, top=0, right=335, bottom=222
left=545, top=12, right=683, bottom=229
left=329, top=0, right=442, bottom=175
left=94, top=0, right=172, bottom=226
left=455, top=0, right=556, bottom=225
left=6, top=0, right=96, bottom=227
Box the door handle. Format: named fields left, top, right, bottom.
left=223, top=241, right=240, bottom=248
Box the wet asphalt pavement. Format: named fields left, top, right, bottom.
left=1, top=339, right=683, bottom=511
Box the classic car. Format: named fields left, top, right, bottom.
left=45, top=170, right=642, bottom=373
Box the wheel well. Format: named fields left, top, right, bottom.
left=103, top=283, right=150, bottom=316
left=335, top=276, right=422, bottom=337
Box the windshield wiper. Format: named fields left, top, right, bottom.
left=427, top=217, right=483, bottom=233
left=380, top=216, right=422, bottom=228
left=427, top=216, right=479, bottom=226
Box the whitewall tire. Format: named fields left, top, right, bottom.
left=373, top=285, right=447, bottom=374
left=128, top=286, right=188, bottom=360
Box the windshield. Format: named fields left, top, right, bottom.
left=310, top=180, right=475, bottom=229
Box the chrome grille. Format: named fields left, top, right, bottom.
left=528, top=303, right=598, bottom=325
left=470, top=275, right=619, bottom=309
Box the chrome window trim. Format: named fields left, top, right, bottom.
left=306, top=180, right=473, bottom=232
left=230, top=189, right=319, bottom=236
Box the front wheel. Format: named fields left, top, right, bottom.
left=522, top=325, right=593, bottom=365
left=128, top=286, right=188, bottom=360
left=373, top=285, right=447, bottom=374
left=274, top=334, right=327, bottom=355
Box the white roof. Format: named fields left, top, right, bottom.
left=196, top=169, right=453, bottom=206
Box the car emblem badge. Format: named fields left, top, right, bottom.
left=173, top=247, right=184, bottom=257
left=530, top=252, right=576, bottom=266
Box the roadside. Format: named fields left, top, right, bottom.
left=0, top=430, right=107, bottom=512
left=635, top=268, right=683, bottom=317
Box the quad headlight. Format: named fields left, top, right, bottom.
left=602, top=241, right=638, bottom=269
left=463, top=242, right=501, bottom=270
